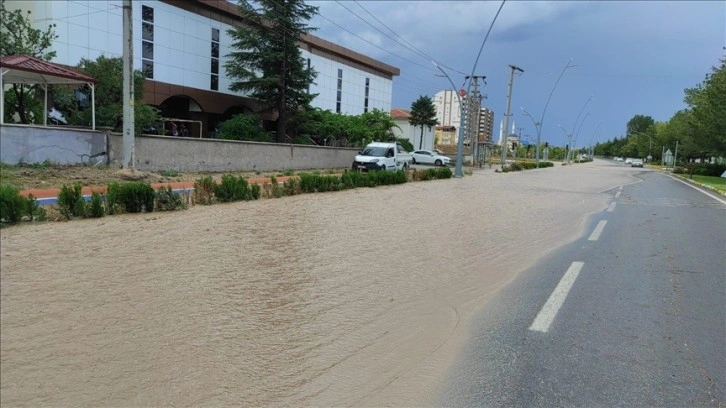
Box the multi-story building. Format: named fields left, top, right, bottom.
left=432, top=90, right=462, bottom=132
left=478, top=107, right=494, bottom=143
left=7, top=0, right=399, bottom=137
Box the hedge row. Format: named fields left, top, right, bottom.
left=501, top=161, right=554, bottom=172
left=1, top=167, right=453, bottom=226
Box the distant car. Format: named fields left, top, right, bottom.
left=625, top=158, right=634, bottom=164
left=631, top=159, right=644, bottom=168
left=410, top=150, right=451, bottom=166
left=613, top=157, right=623, bottom=162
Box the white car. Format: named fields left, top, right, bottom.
left=410, top=150, right=451, bottom=166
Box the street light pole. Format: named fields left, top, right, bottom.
left=501, top=64, right=524, bottom=170
left=521, top=59, right=575, bottom=168
left=573, top=111, right=590, bottom=162
left=433, top=62, right=465, bottom=177
left=558, top=124, right=573, bottom=163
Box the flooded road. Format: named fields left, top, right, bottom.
left=1, top=162, right=634, bottom=406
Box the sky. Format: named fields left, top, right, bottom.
left=307, top=0, right=725, bottom=148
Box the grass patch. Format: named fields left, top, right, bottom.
left=689, top=175, right=726, bottom=193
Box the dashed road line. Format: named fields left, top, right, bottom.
left=615, top=191, right=622, bottom=199
left=588, top=220, right=607, bottom=241
left=529, top=262, right=585, bottom=333
left=607, top=202, right=616, bottom=212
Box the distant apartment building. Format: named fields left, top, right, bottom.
left=433, top=90, right=462, bottom=131
left=8, top=0, right=399, bottom=137
left=478, top=107, right=494, bottom=143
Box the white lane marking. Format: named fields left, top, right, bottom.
left=619, top=185, right=623, bottom=191
left=529, top=262, right=585, bottom=333
left=666, top=174, right=726, bottom=206
left=607, top=202, right=616, bottom=212
left=588, top=220, right=607, bottom=241
left=615, top=191, right=622, bottom=199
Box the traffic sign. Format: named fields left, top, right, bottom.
left=459, top=89, right=466, bottom=97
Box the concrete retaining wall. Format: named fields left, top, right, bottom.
left=108, top=133, right=358, bottom=172
left=0, top=124, right=107, bottom=165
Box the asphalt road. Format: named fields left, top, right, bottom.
left=440, top=168, right=726, bottom=407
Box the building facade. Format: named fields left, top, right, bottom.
left=9, top=0, right=399, bottom=137
left=478, top=107, right=494, bottom=143
left=432, top=90, right=462, bottom=132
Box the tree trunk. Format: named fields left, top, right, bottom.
left=419, top=125, right=424, bottom=150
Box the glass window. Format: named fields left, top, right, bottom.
left=337, top=68, right=342, bottom=78
left=142, top=5, right=153, bottom=23
left=211, top=42, right=219, bottom=58
left=142, top=60, right=153, bottom=79
left=337, top=78, right=342, bottom=89
left=212, top=28, right=219, bottom=42
left=211, top=58, right=218, bottom=74
left=142, top=41, right=153, bottom=60
left=336, top=101, right=341, bottom=114
left=142, top=22, right=153, bottom=41
left=336, top=89, right=341, bottom=101
left=211, top=74, right=218, bottom=91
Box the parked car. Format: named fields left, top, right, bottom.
left=631, top=159, right=644, bottom=168
left=410, top=150, right=451, bottom=166
left=625, top=158, right=634, bottom=164
left=352, top=142, right=412, bottom=172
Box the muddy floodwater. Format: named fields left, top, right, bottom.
left=1, top=161, right=633, bottom=406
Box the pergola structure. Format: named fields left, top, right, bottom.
left=0, top=54, right=97, bottom=129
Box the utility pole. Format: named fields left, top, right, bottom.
left=501, top=65, right=524, bottom=170
left=122, top=0, right=135, bottom=169
left=466, top=75, right=485, bottom=166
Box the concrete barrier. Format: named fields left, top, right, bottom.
left=0, top=124, right=107, bottom=166
left=108, top=133, right=358, bottom=172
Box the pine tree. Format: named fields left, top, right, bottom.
left=409, top=95, right=438, bottom=150
left=225, top=0, right=318, bottom=143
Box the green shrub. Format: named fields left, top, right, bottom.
left=24, top=194, right=46, bottom=221
left=193, top=176, right=215, bottom=205
left=58, top=183, right=84, bottom=218
left=250, top=183, right=261, bottom=200
left=283, top=177, right=300, bottom=196
left=155, top=186, right=185, bottom=211
left=108, top=181, right=155, bottom=213
left=298, top=173, right=317, bottom=193
left=214, top=174, right=251, bottom=202
left=269, top=176, right=284, bottom=198
left=216, top=114, right=272, bottom=142
left=0, top=188, right=47, bottom=225
left=435, top=167, right=453, bottom=178
left=689, top=163, right=726, bottom=177
left=85, top=192, right=105, bottom=218
left=282, top=169, right=295, bottom=176
left=160, top=170, right=180, bottom=178
left=0, top=185, right=26, bottom=224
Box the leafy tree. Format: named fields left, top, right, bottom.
left=217, top=114, right=271, bottom=142
left=54, top=56, right=158, bottom=134
left=361, top=109, right=401, bottom=142
left=626, top=114, right=655, bottom=136
left=225, top=0, right=318, bottom=143
left=409, top=95, right=438, bottom=149
left=684, top=57, right=726, bottom=157
left=0, top=0, right=58, bottom=124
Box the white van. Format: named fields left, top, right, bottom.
left=352, top=142, right=412, bottom=172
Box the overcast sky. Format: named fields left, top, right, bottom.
left=308, top=0, right=725, bottom=148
